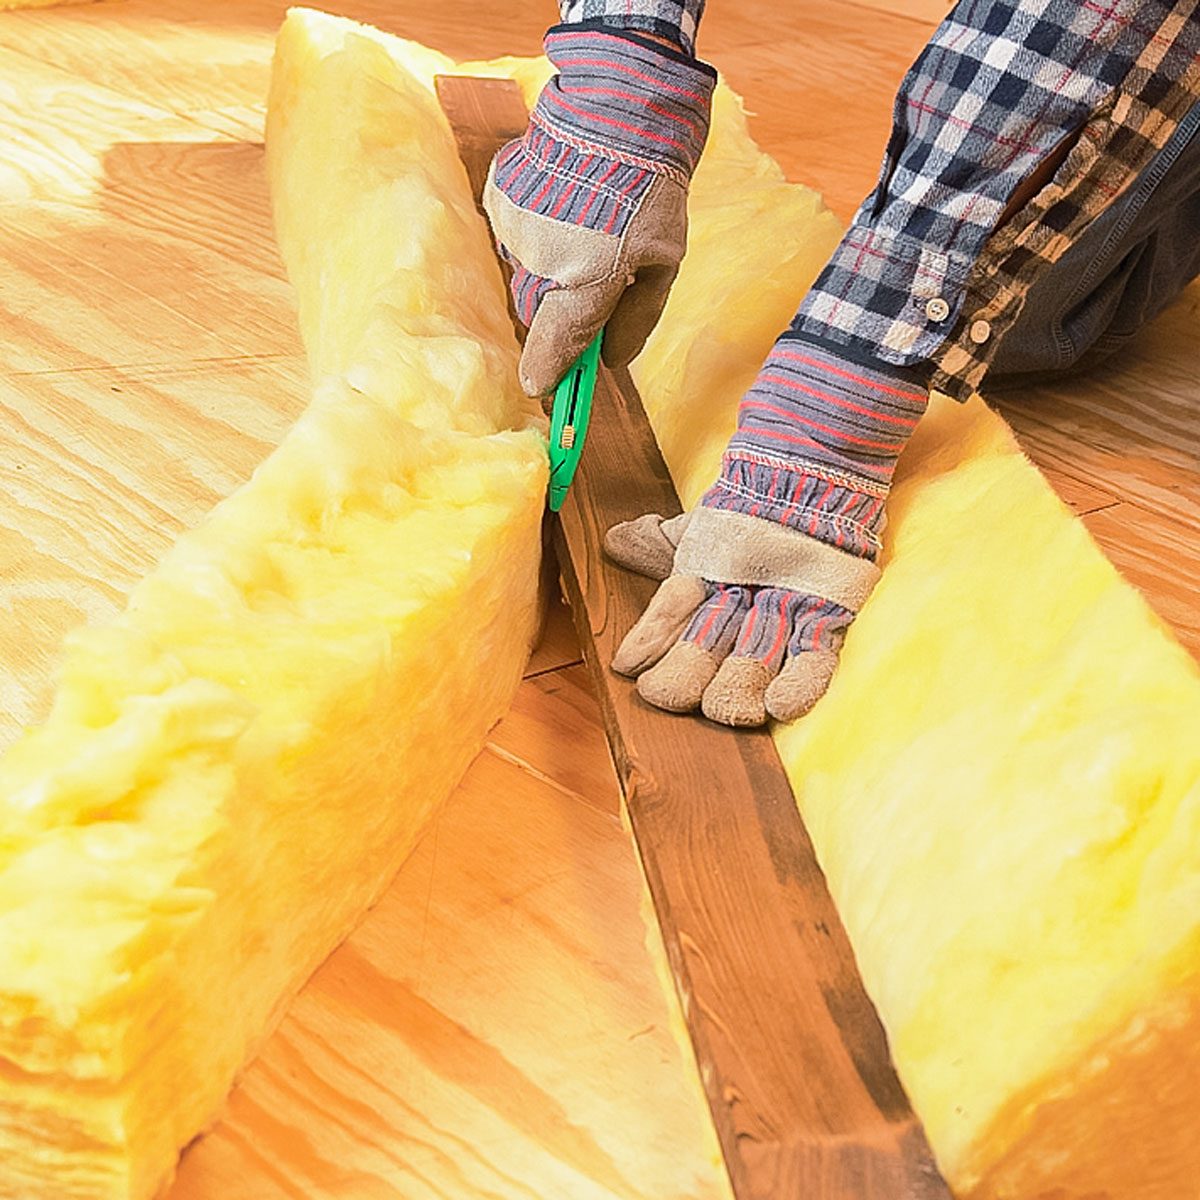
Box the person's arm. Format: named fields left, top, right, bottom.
left=792, top=0, right=1200, bottom=401
left=607, top=0, right=1200, bottom=727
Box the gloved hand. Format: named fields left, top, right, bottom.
left=604, top=341, right=929, bottom=727
left=483, top=24, right=716, bottom=397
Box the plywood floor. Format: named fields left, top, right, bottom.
left=0, top=2, right=1195, bottom=1197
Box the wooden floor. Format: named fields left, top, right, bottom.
left=0, top=1, right=1195, bottom=1197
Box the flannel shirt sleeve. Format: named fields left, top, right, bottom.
left=791, top=0, right=1200, bottom=401
left=559, top=0, right=706, bottom=55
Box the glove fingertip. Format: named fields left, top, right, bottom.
left=603, top=514, right=676, bottom=580
left=611, top=575, right=709, bottom=676
left=636, top=641, right=718, bottom=713
left=517, top=356, right=559, bottom=399
left=519, top=326, right=571, bottom=398
left=523, top=290, right=613, bottom=396
left=763, top=649, right=840, bottom=724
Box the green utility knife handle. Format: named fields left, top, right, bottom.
left=547, top=332, right=603, bottom=512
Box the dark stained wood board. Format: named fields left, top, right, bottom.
left=437, top=74, right=953, bottom=1200
left=436, top=74, right=530, bottom=199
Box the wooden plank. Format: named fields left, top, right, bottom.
left=438, top=72, right=951, bottom=1200
left=0, top=0, right=548, bottom=138
left=434, top=72, right=531, bottom=343
left=436, top=74, right=529, bottom=199
left=0, top=3, right=1191, bottom=1193
left=704, top=14, right=937, bottom=221
left=0, top=160, right=299, bottom=375
left=0, top=25, right=737, bottom=1197
left=492, top=663, right=621, bottom=822
left=555, top=368, right=951, bottom=1200
left=0, top=41, right=220, bottom=202
left=1038, top=471, right=1119, bottom=517
left=844, top=0, right=953, bottom=26
left=525, top=593, right=584, bottom=678
left=990, top=436, right=1121, bottom=517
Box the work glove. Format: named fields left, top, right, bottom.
left=604, top=341, right=930, bottom=727
left=482, top=24, right=717, bottom=396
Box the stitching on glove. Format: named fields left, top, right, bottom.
left=510, top=131, right=654, bottom=212
left=718, top=448, right=891, bottom=499
left=527, top=111, right=691, bottom=185
left=703, top=478, right=884, bottom=553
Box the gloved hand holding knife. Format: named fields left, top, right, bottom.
left=482, top=16, right=716, bottom=398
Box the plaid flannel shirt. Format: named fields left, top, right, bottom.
left=565, top=0, right=1200, bottom=401
left=559, top=0, right=706, bottom=55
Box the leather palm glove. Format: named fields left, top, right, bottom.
left=483, top=23, right=716, bottom=396
left=605, top=341, right=930, bottom=727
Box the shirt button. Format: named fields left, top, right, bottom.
left=970, top=319, right=992, bottom=345
left=925, top=297, right=950, bottom=322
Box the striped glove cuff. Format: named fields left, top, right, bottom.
left=699, top=340, right=930, bottom=560
left=538, top=24, right=717, bottom=182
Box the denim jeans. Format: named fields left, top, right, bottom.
left=989, top=99, right=1200, bottom=385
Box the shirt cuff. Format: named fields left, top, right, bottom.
left=792, top=225, right=976, bottom=370
left=558, top=0, right=706, bottom=56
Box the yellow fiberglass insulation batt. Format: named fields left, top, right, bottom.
left=0, top=7, right=1196, bottom=1199
left=633, top=55, right=1200, bottom=1200
left=0, top=13, right=546, bottom=1199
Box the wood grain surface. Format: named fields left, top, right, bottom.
left=0, top=355, right=306, bottom=746
left=0, top=7, right=731, bottom=1198
left=439, top=70, right=951, bottom=1198
left=0, top=1, right=1195, bottom=1197
left=170, top=646, right=732, bottom=1200
left=554, top=366, right=952, bottom=1200
left=990, top=286, right=1200, bottom=658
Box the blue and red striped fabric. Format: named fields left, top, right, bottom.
left=539, top=24, right=714, bottom=179
left=699, top=340, right=929, bottom=561
left=492, top=120, right=656, bottom=242
left=489, top=24, right=714, bottom=340
left=679, top=583, right=856, bottom=665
